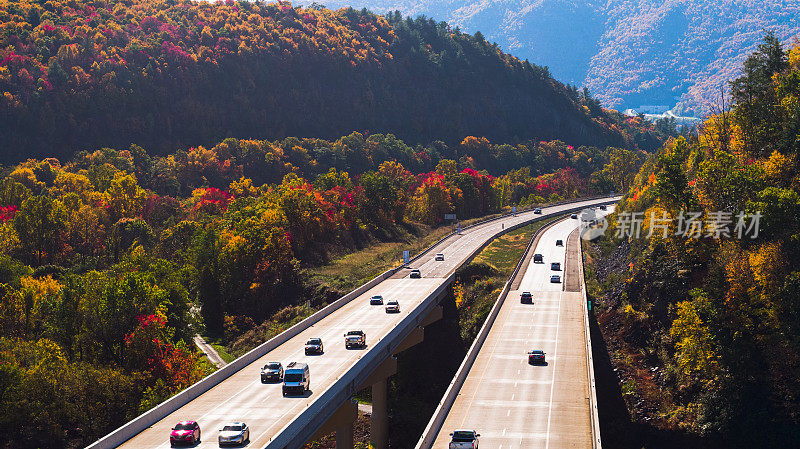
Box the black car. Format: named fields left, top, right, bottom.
left=528, top=350, right=546, bottom=364
left=520, top=292, right=533, bottom=304
left=599, top=205, right=607, bottom=211
left=305, top=338, right=324, bottom=355
left=551, top=262, right=561, bottom=271
left=410, top=269, right=421, bottom=278
left=533, top=253, right=543, bottom=263
left=534, top=208, right=542, bottom=214
left=260, top=361, right=283, bottom=382
left=369, top=295, right=384, bottom=305
left=555, top=239, right=563, bottom=246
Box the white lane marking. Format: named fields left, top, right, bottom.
left=511, top=393, right=515, bottom=400
left=545, top=291, right=563, bottom=449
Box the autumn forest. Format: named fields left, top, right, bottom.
left=3, top=0, right=797, bottom=448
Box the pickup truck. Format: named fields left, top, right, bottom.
left=449, top=430, right=480, bottom=449
left=344, top=330, right=366, bottom=348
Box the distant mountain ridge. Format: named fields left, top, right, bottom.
left=320, top=0, right=800, bottom=115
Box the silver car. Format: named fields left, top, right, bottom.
left=218, top=422, right=249, bottom=446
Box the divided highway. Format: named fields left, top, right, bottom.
left=93, top=198, right=616, bottom=449
left=426, top=206, right=613, bottom=449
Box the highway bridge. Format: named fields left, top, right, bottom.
left=89, top=197, right=616, bottom=449
left=417, top=207, right=613, bottom=449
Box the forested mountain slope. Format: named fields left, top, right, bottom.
left=0, top=0, right=658, bottom=163
left=589, top=35, right=800, bottom=447
left=321, top=0, right=800, bottom=115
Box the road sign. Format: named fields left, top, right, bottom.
left=512, top=206, right=517, bottom=215
left=403, top=250, right=410, bottom=264
left=444, top=214, right=457, bottom=220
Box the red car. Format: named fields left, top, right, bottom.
left=170, top=421, right=200, bottom=446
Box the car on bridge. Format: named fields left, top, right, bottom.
left=528, top=349, right=546, bottom=364
left=282, top=362, right=310, bottom=396
left=534, top=208, right=542, bottom=214
left=551, top=262, right=561, bottom=271
left=600, top=204, right=607, bottom=210
left=555, top=239, right=563, bottom=246
left=304, top=338, right=324, bottom=355
left=409, top=269, right=422, bottom=278
left=435, top=253, right=445, bottom=261
left=344, top=330, right=366, bottom=348
left=520, top=291, right=533, bottom=304
left=370, top=295, right=384, bottom=305
left=260, top=361, right=283, bottom=383
left=169, top=420, right=200, bottom=446
left=550, top=274, right=561, bottom=283
left=571, top=213, right=578, bottom=219
left=533, top=253, right=543, bottom=263
left=449, top=429, right=480, bottom=449
left=218, top=422, right=249, bottom=446
left=385, top=300, right=400, bottom=313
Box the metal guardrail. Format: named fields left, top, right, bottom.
left=87, top=195, right=617, bottom=449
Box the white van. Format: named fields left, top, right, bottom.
left=282, top=362, right=310, bottom=396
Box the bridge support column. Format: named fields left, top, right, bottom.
left=335, top=422, right=354, bottom=449
left=357, top=358, right=397, bottom=449
left=371, top=377, right=389, bottom=449
left=308, top=399, right=358, bottom=449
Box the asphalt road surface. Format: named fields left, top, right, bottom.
left=113, top=199, right=614, bottom=449
left=431, top=206, right=614, bottom=449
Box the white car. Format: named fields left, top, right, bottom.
left=449, top=429, right=480, bottom=449
left=435, top=253, right=445, bottom=261
left=218, top=422, right=249, bottom=447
